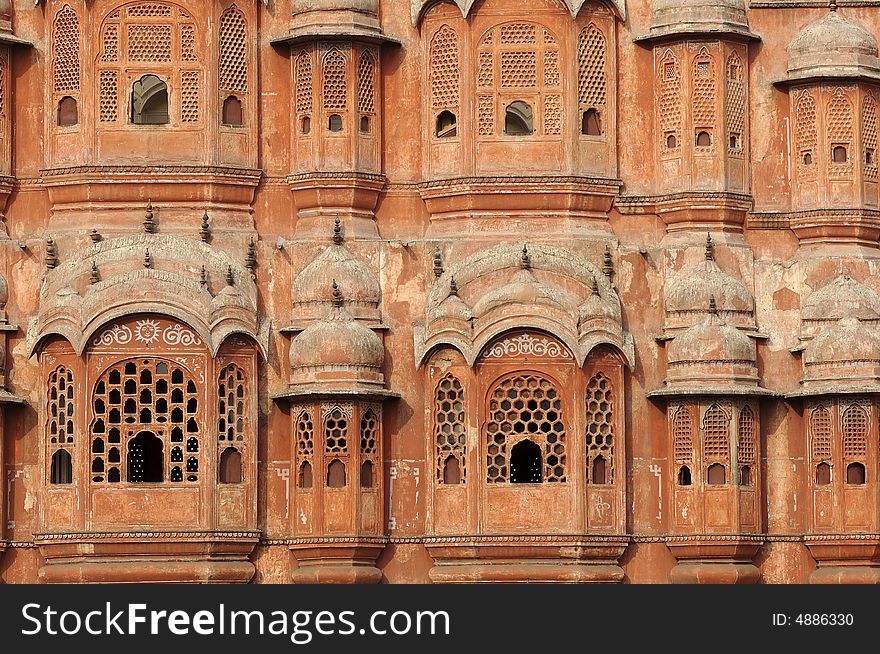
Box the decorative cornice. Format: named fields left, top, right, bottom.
left=287, top=171, right=387, bottom=184
left=748, top=208, right=880, bottom=230
left=34, top=530, right=262, bottom=543
left=615, top=192, right=754, bottom=215
left=418, top=176, right=623, bottom=194
left=40, top=165, right=263, bottom=182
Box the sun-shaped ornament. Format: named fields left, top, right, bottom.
left=134, top=319, right=162, bottom=345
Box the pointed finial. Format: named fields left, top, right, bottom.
left=332, top=279, right=343, bottom=308
left=450, top=276, right=458, bottom=296
left=89, top=261, right=100, bottom=285
left=226, top=266, right=235, bottom=286
left=829, top=0, right=837, bottom=11
left=143, top=201, right=156, bottom=234
left=521, top=245, right=531, bottom=270
left=433, top=246, right=444, bottom=278
left=199, top=211, right=210, bottom=243
left=705, top=233, right=715, bottom=261
left=45, top=237, right=59, bottom=269
left=199, top=265, right=207, bottom=287
left=245, top=237, right=257, bottom=272
left=89, top=228, right=102, bottom=243
left=603, top=244, right=614, bottom=279
left=591, top=276, right=600, bottom=296
left=709, top=295, right=718, bottom=315
left=332, top=217, right=343, bottom=245
left=143, top=249, right=152, bottom=269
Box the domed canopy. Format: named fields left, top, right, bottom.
left=471, top=268, right=578, bottom=318
left=638, top=0, right=758, bottom=42
left=802, top=275, right=880, bottom=324
left=784, top=10, right=880, bottom=83
left=804, top=317, right=880, bottom=366
left=667, top=313, right=755, bottom=366
left=292, top=243, right=381, bottom=322
left=275, top=0, right=398, bottom=46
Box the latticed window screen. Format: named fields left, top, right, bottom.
left=828, top=89, right=854, bottom=156
left=128, top=24, right=172, bottom=62
left=810, top=405, right=833, bottom=461
left=0, top=49, right=6, bottom=121
left=90, top=359, right=201, bottom=484
left=702, top=404, right=730, bottom=464
left=359, top=407, right=379, bottom=486
left=322, top=49, right=348, bottom=112
left=102, top=24, right=119, bottom=63
left=181, top=24, right=196, bottom=62
left=842, top=404, right=868, bottom=459
left=53, top=5, right=81, bottom=93
left=737, top=405, right=755, bottom=465
left=585, top=373, right=614, bottom=484
left=430, top=25, right=460, bottom=113
left=578, top=25, right=607, bottom=126
left=295, top=51, right=314, bottom=116
left=486, top=374, right=566, bottom=483
left=692, top=49, right=716, bottom=132
left=48, top=367, right=75, bottom=447
left=99, top=71, right=119, bottom=122
left=659, top=50, right=681, bottom=150
left=672, top=405, right=693, bottom=464
left=434, top=375, right=466, bottom=483
left=796, top=90, right=817, bottom=173
left=218, top=364, right=246, bottom=444
left=295, top=410, right=315, bottom=486
left=324, top=407, right=349, bottom=455
left=220, top=7, right=248, bottom=94
left=357, top=52, right=376, bottom=115
left=181, top=70, right=200, bottom=123
left=726, top=52, right=745, bottom=155
left=863, top=94, right=878, bottom=179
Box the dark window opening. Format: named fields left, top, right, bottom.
left=591, top=455, right=607, bottom=485
left=301, top=116, right=311, bottom=135
left=729, top=133, right=741, bottom=149
left=504, top=101, right=533, bottom=136
left=740, top=465, right=752, bottom=487
left=707, top=463, right=726, bottom=485
left=131, top=74, right=169, bottom=125
left=867, top=148, right=875, bottom=166
left=299, top=461, right=313, bottom=488
left=127, top=431, right=163, bottom=483
left=436, top=110, right=457, bottom=138
left=360, top=460, right=374, bottom=488
left=847, top=462, right=866, bottom=485
left=666, top=133, right=677, bottom=149
left=816, top=462, right=831, bottom=485
left=327, top=459, right=346, bottom=488
left=50, top=449, right=72, bottom=484
left=581, top=108, right=601, bottom=136
left=222, top=95, right=243, bottom=126
left=442, top=455, right=461, bottom=485
left=57, top=96, right=78, bottom=127
left=108, top=467, right=121, bottom=483
left=677, top=465, right=692, bottom=486
left=696, top=130, right=712, bottom=147
left=802, top=151, right=813, bottom=165
left=328, top=114, right=343, bottom=132
left=833, top=145, right=848, bottom=163
left=510, top=439, right=542, bottom=483
left=359, top=115, right=371, bottom=134
left=220, top=447, right=242, bottom=484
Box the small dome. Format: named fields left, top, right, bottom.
left=579, top=284, right=621, bottom=325
left=647, top=0, right=754, bottom=40
left=289, top=304, right=384, bottom=372
left=668, top=312, right=756, bottom=366
left=472, top=269, right=577, bottom=318
left=804, top=317, right=880, bottom=366
left=787, top=11, right=880, bottom=82
left=292, top=244, right=380, bottom=321
left=434, top=291, right=473, bottom=324
left=666, top=258, right=754, bottom=326
left=802, top=275, right=880, bottom=323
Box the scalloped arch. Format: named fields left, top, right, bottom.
left=412, top=0, right=626, bottom=25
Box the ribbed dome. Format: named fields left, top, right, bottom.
left=666, top=259, right=754, bottom=319
left=289, top=304, right=384, bottom=372
left=787, top=11, right=880, bottom=82
left=579, top=284, right=621, bottom=325
left=802, top=275, right=880, bottom=323
left=645, top=0, right=755, bottom=40
left=292, top=244, right=380, bottom=321
left=433, top=291, right=473, bottom=323
left=668, top=312, right=756, bottom=365
left=472, top=268, right=577, bottom=318
left=804, top=317, right=880, bottom=366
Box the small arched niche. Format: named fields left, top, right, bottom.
left=131, top=74, right=169, bottom=125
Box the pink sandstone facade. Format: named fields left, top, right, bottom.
left=0, top=0, right=879, bottom=584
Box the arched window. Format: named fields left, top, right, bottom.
left=738, top=405, right=755, bottom=487
left=702, top=404, right=730, bottom=486
left=816, top=462, right=831, bottom=486
left=131, top=74, right=168, bottom=124
left=582, top=108, right=601, bottom=136
left=504, top=101, right=533, bottom=136
left=295, top=410, right=315, bottom=489
left=578, top=24, right=607, bottom=137
left=324, top=407, right=349, bottom=488
left=295, top=50, right=313, bottom=134
left=327, top=459, right=346, bottom=488
left=586, top=373, right=615, bottom=485
left=677, top=465, right=692, bottom=486
left=430, top=25, right=459, bottom=137
left=827, top=89, right=853, bottom=170
left=52, top=4, right=81, bottom=122
left=356, top=51, right=375, bottom=130
left=220, top=447, right=242, bottom=484
left=796, top=91, right=817, bottom=172
left=222, top=95, right=243, bottom=126
left=328, top=114, right=343, bottom=132
left=360, top=460, right=373, bottom=488
left=359, top=408, right=378, bottom=488
left=127, top=431, right=163, bottom=482
left=658, top=49, right=681, bottom=152
left=510, top=439, right=542, bottom=483
left=436, top=110, right=457, bottom=138
left=50, top=449, right=72, bottom=485
left=434, top=375, right=465, bottom=484
left=692, top=49, right=716, bottom=146
left=57, top=96, right=78, bottom=126
left=696, top=130, right=712, bottom=147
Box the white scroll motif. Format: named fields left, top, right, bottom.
left=483, top=334, right=573, bottom=360
left=92, top=320, right=203, bottom=347
left=163, top=323, right=203, bottom=347
left=92, top=324, right=133, bottom=346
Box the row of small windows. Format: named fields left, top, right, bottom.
left=799, top=146, right=875, bottom=166
left=56, top=78, right=244, bottom=127
left=434, top=105, right=602, bottom=138
left=299, top=114, right=372, bottom=135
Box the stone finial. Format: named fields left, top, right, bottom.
left=89, top=261, right=100, bottom=285
left=829, top=0, right=837, bottom=11
left=332, top=279, right=343, bottom=308
left=603, top=244, right=614, bottom=279
left=89, top=228, right=102, bottom=243
left=705, top=233, right=715, bottom=261
left=332, top=217, right=344, bottom=245
left=143, top=249, right=153, bottom=269
left=245, top=237, right=257, bottom=272
left=45, top=238, right=59, bottom=269
left=450, top=276, right=458, bottom=296
left=199, top=265, right=207, bottom=287
left=200, top=211, right=211, bottom=243
left=709, top=295, right=718, bottom=315
left=520, top=245, right=531, bottom=270
left=226, top=266, right=235, bottom=286
left=433, top=246, right=444, bottom=278
left=591, top=276, right=600, bottom=296
left=143, top=201, right=157, bottom=234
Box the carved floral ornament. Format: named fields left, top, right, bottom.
left=481, top=333, right=573, bottom=361
left=411, top=0, right=627, bottom=25
left=91, top=319, right=203, bottom=349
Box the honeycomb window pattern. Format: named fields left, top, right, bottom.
left=127, top=3, right=173, bottom=18
left=127, top=24, right=173, bottom=63
left=322, top=49, right=348, bottom=112
left=692, top=50, right=716, bottom=132
left=430, top=25, right=460, bottom=113
left=863, top=94, right=878, bottom=179
left=726, top=52, right=745, bottom=156
left=701, top=404, right=730, bottom=465
left=578, top=24, right=607, bottom=115
left=295, top=410, right=314, bottom=488
left=218, top=363, right=246, bottom=444
left=99, top=71, right=119, bottom=123
left=810, top=404, right=832, bottom=461
left=737, top=405, right=755, bottom=465
left=295, top=51, right=314, bottom=116
left=842, top=404, right=868, bottom=459
left=181, top=70, right=200, bottom=123
left=48, top=366, right=75, bottom=447
left=478, top=94, right=495, bottom=136
left=659, top=50, right=681, bottom=151
left=90, top=358, right=201, bottom=484
left=796, top=91, right=817, bottom=176
left=828, top=89, right=854, bottom=174
left=672, top=404, right=693, bottom=464
left=219, top=7, right=248, bottom=94
left=324, top=408, right=349, bottom=455
left=0, top=49, right=5, bottom=121
left=585, top=373, right=614, bottom=484
left=500, top=51, right=537, bottom=88
left=434, top=375, right=466, bottom=483
left=486, top=374, right=566, bottom=484
left=544, top=95, right=561, bottom=136
left=360, top=409, right=378, bottom=457
left=181, top=24, right=196, bottom=62
left=478, top=51, right=494, bottom=89
left=53, top=5, right=81, bottom=93
left=102, top=24, right=119, bottom=63
left=357, top=52, right=376, bottom=115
